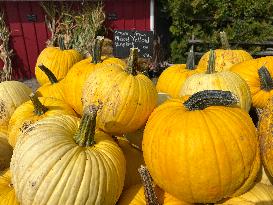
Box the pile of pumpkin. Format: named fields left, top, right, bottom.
left=2, top=32, right=273, bottom=204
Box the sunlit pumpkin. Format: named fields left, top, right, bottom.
left=11, top=106, right=126, bottom=204
left=82, top=48, right=157, bottom=134
left=0, top=169, right=19, bottom=205
left=142, top=90, right=260, bottom=203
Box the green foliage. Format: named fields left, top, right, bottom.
left=164, top=0, right=273, bottom=63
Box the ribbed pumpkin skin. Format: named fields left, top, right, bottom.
left=197, top=49, right=253, bottom=71
left=10, top=115, right=126, bottom=205
left=8, top=97, right=76, bottom=147
left=231, top=57, right=273, bottom=108
left=217, top=183, right=273, bottom=205
left=180, top=71, right=252, bottom=112
left=0, top=81, right=32, bottom=127
left=117, top=137, right=144, bottom=190
left=0, top=126, right=8, bottom=136
left=64, top=57, right=126, bottom=115
left=258, top=97, right=273, bottom=178
left=35, top=47, right=83, bottom=85
left=82, top=65, right=157, bottom=134
left=36, top=80, right=66, bottom=102
left=142, top=98, right=259, bottom=203
left=0, top=132, right=12, bottom=171
left=0, top=170, right=19, bottom=205
left=118, top=184, right=191, bottom=205
left=156, top=64, right=201, bottom=98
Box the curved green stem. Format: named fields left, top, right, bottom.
left=38, top=64, right=58, bottom=84
left=126, top=48, right=138, bottom=76
left=206, top=49, right=216, bottom=74
left=183, top=90, right=238, bottom=111
left=258, top=66, right=273, bottom=91
left=29, top=93, right=48, bottom=116
left=220, top=31, right=230, bottom=49
left=58, top=36, right=65, bottom=50
left=138, top=165, right=160, bottom=205
left=186, top=45, right=196, bottom=70
left=73, top=105, right=98, bottom=147
left=92, top=36, right=104, bottom=64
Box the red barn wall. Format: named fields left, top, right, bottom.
left=0, top=0, right=151, bottom=80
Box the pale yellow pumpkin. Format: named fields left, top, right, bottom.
left=0, top=169, right=19, bottom=205
left=217, top=183, right=273, bottom=204
left=0, top=81, right=32, bottom=127
left=180, top=50, right=252, bottom=112
left=0, top=131, right=12, bottom=171
left=10, top=106, right=126, bottom=205
left=117, top=137, right=144, bottom=190
left=63, top=37, right=126, bottom=115
left=256, top=166, right=273, bottom=186
left=118, top=184, right=192, bottom=205
left=8, top=93, right=76, bottom=147
left=142, top=90, right=260, bottom=203
left=82, top=48, right=157, bottom=134
left=35, top=44, right=83, bottom=85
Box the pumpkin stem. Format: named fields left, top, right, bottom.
left=91, top=36, right=104, bottom=64
left=126, top=48, right=138, bottom=76
left=186, top=45, right=196, bottom=70
left=220, top=31, right=230, bottom=49
left=58, top=36, right=65, bottom=50
left=138, top=165, right=160, bottom=205
left=38, top=64, right=58, bottom=84
left=258, top=66, right=273, bottom=91
left=184, top=90, right=238, bottom=111
left=206, top=49, right=216, bottom=74
left=73, top=105, right=98, bottom=147
left=29, top=93, right=48, bottom=116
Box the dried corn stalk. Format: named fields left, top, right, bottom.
left=41, top=1, right=105, bottom=56
left=0, top=9, right=13, bottom=82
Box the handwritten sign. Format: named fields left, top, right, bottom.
left=113, top=30, right=154, bottom=58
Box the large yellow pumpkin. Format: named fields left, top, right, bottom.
left=156, top=46, right=202, bottom=98
left=142, top=90, right=260, bottom=203
left=117, top=137, right=145, bottom=190
left=0, top=131, right=12, bottom=171
left=10, top=106, right=126, bottom=205
left=180, top=50, right=252, bottom=112
left=63, top=36, right=126, bottom=115
left=35, top=40, right=83, bottom=85
left=258, top=96, right=273, bottom=178
left=217, top=183, right=273, bottom=204
left=118, top=184, right=192, bottom=205
left=8, top=93, right=76, bottom=147
left=197, top=32, right=252, bottom=71
left=82, top=48, right=157, bottom=134
left=36, top=64, right=66, bottom=101
left=0, top=81, right=32, bottom=127
left=231, top=56, right=273, bottom=108
left=0, top=169, right=19, bottom=205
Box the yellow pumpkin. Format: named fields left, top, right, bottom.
left=82, top=48, right=157, bottom=134
left=180, top=49, right=252, bottom=112
left=0, top=131, right=12, bottom=171
left=217, top=183, right=273, bottom=205
left=0, top=169, right=19, bottom=205
left=63, top=37, right=126, bottom=115
left=35, top=40, right=83, bottom=85
left=197, top=32, right=252, bottom=71
left=0, top=126, right=8, bottom=136
left=156, top=46, right=202, bottom=98
left=0, top=81, right=32, bottom=127
left=118, top=184, right=192, bottom=205
left=258, top=96, right=273, bottom=178
left=10, top=106, right=126, bottom=204
left=8, top=93, right=76, bottom=147
left=117, top=137, right=145, bottom=190
left=256, top=166, right=273, bottom=186
left=36, top=64, right=66, bottom=101
left=231, top=56, right=273, bottom=108
left=142, top=90, right=260, bottom=203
